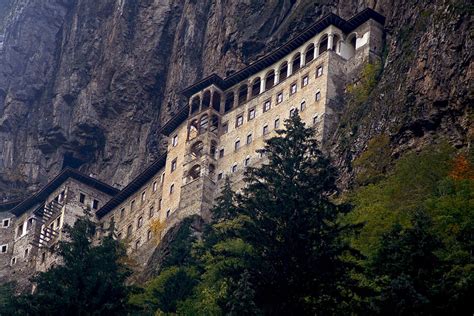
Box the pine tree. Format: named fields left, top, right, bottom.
left=370, top=210, right=444, bottom=315
left=13, top=216, right=133, bottom=315
left=235, top=112, right=364, bottom=315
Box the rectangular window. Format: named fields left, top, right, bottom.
left=137, top=216, right=143, bottom=228
left=236, top=114, right=244, bottom=127
left=149, top=207, right=154, bottom=218
left=159, top=198, right=162, bottom=210
left=222, top=122, right=228, bottom=134
left=79, top=193, right=85, bottom=204
left=263, top=100, right=271, bottom=112
left=219, top=148, right=225, bottom=158
left=316, top=66, right=323, bottom=77
left=277, top=92, right=283, bottom=104
left=11, top=257, right=16, bottom=265
left=248, top=108, right=256, bottom=120
left=315, top=91, right=321, bottom=101
left=166, top=210, right=171, bottom=218
left=274, top=118, right=280, bottom=129
left=246, top=134, right=252, bottom=144
left=170, top=184, right=174, bottom=195
left=56, top=217, right=61, bottom=228
left=300, top=101, right=306, bottom=111
left=290, top=108, right=296, bottom=117
left=290, top=83, right=297, bottom=95
left=313, top=115, right=318, bottom=124
left=263, top=125, right=269, bottom=135
left=92, top=199, right=99, bottom=210
left=171, top=158, right=177, bottom=172
left=231, top=164, right=237, bottom=173
left=172, top=134, right=178, bottom=147
left=0, top=244, right=7, bottom=253
left=302, top=75, right=309, bottom=87
left=244, top=157, right=250, bottom=167
left=153, top=181, right=157, bottom=192
left=235, top=140, right=241, bottom=151
left=2, top=219, right=10, bottom=228
left=217, top=172, right=223, bottom=180
left=141, top=191, right=146, bottom=202
left=120, top=208, right=125, bottom=218
left=131, top=200, right=135, bottom=211
left=161, top=173, right=165, bottom=183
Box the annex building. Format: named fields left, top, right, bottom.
left=0, top=9, right=384, bottom=291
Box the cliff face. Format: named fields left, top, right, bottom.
left=0, top=0, right=472, bottom=198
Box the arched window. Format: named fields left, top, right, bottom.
left=251, top=77, right=261, bottom=97
left=202, top=90, right=211, bottom=108
left=199, top=114, right=208, bottom=133
left=279, top=62, right=288, bottom=82
left=238, top=84, right=248, bottom=105
left=345, top=33, right=357, bottom=59
left=190, top=96, right=200, bottom=114
left=305, top=43, right=315, bottom=64
left=188, top=165, right=201, bottom=181
left=188, top=119, right=199, bottom=140
left=319, top=35, right=328, bottom=55
left=265, top=70, right=275, bottom=90
left=224, top=92, right=234, bottom=112
left=212, top=91, right=221, bottom=112
left=292, top=52, right=301, bottom=73
left=191, top=141, right=204, bottom=158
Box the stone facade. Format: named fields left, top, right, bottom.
left=0, top=10, right=384, bottom=291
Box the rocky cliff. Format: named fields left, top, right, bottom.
left=0, top=0, right=472, bottom=199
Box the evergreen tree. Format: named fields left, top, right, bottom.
left=235, top=112, right=364, bottom=315
left=13, top=216, right=133, bottom=316
left=370, top=210, right=444, bottom=315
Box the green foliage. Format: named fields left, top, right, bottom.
left=353, top=134, right=391, bottom=185
left=350, top=144, right=474, bottom=314
left=11, top=216, right=134, bottom=315
left=347, top=144, right=455, bottom=257
left=339, top=61, right=382, bottom=137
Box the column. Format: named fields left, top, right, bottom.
left=300, top=53, right=306, bottom=67
left=274, top=69, right=279, bottom=85
left=260, top=77, right=266, bottom=93
left=220, top=95, right=225, bottom=114
left=328, top=34, right=334, bottom=51
left=315, top=43, right=319, bottom=59
left=287, top=61, right=293, bottom=77
left=247, top=83, right=252, bottom=101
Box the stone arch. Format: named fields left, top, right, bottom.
left=318, top=35, right=328, bottom=55
left=199, top=114, right=208, bottom=133
left=292, top=52, right=301, bottom=73
left=345, top=33, right=357, bottom=58
left=265, top=70, right=275, bottom=90
left=190, top=140, right=204, bottom=158
left=212, top=91, right=221, bottom=112
left=238, top=84, right=248, bottom=105
left=210, top=114, right=219, bottom=133
left=251, top=77, right=261, bottom=97
left=202, top=90, right=211, bottom=108
left=279, top=61, right=288, bottom=82
left=305, top=43, right=315, bottom=64
left=188, top=119, right=199, bottom=140
left=224, top=92, right=234, bottom=112
left=188, top=164, right=201, bottom=181
left=190, top=96, right=200, bottom=114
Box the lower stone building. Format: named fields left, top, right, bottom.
left=0, top=8, right=384, bottom=291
